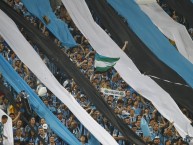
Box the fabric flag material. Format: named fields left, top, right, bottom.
left=165, top=0, right=193, bottom=27
left=107, top=0, right=193, bottom=88
left=86, top=0, right=193, bottom=122
left=0, top=109, right=13, bottom=145
left=0, top=2, right=136, bottom=145
left=140, top=117, right=151, bottom=138
left=61, top=0, right=193, bottom=139
left=136, top=1, right=193, bottom=64
left=94, top=53, right=120, bottom=72
left=21, top=0, right=76, bottom=48
left=0, top=54, right=80, bottom=145
left=0, top=9, right=118, bottom=145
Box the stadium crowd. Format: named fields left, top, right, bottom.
left=0, top=0, right=192, bottom=145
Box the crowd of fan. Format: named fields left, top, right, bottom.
left=0, top=0, right=192, bottom=145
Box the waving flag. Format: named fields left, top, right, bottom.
left=0, top=54, right=80, bottom=145
left=95, top=53, right=120, bottom=72
left=107, top=0, right=193, bottom=89
left=21, top=0, right=76, bottom=48
left=0, top=8, right=118, bottom=145
left=61, top=0, right=193, bottom=140
left=0, top=2, right=137, bottom=145
left=86, top=0, right=193, bottom=120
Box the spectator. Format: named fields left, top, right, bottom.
left=0, top=1, right=192, bottom=144
left=25, top=130, right=37, bottom=144
left=25, top=117, right=38, bottom=135
left=13, top=119, right=25, bottom=137
left=0, top=115, right=8, bottom=145
left=14, top=128, right=25, bottom=144
left=48, top=136, right=56, bottom=145
left=79, top=135, right=88, bottom=145
left=35, top=127, right=49, bottom=145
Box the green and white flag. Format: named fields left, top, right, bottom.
left=94, top=53, right=120, bottom=72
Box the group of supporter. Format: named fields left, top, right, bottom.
left=0, top=0, right=192, bottom=145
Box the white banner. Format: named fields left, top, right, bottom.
left=136, top=0, right=156, bottom=4
left=101, top=88, right=125, bottom=97
left=136, top=1, right=193, bottom=64
left=0, top=10, right=118, bottom=145
left=0, top=109, right=13, bottom=145
left=61, top=0, right=193, bottom=138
